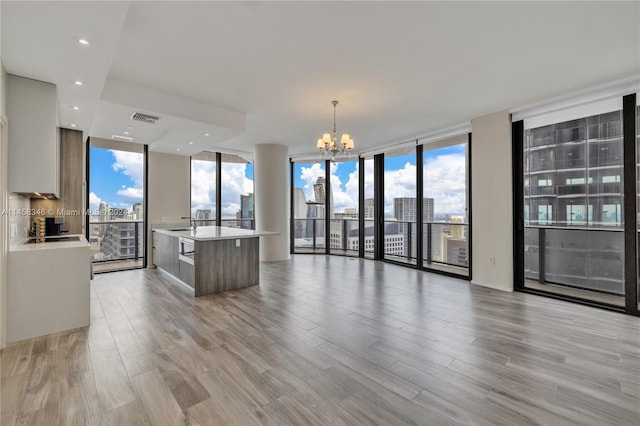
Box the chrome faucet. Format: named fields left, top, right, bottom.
left=181, top=216, right=197, bottom=233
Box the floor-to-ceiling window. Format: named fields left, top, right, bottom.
left=516, top=96, right=639, bottom=310
left=88, top=139, right=145, bottom=273
left=292, top=160, right=326, bottom=253
left=636, top=99, right=639, bottom=309
left=383, top=147, right=417, bottom=265
left=191, top=152, right=216, bottom=226
left=422, top=137, right=469, bottom=276
left=329, top=158, right=359, bottom=256
left=289, top=144, right=471, bottom=279
left=220, top=154, right=254, bottom=229
left=363, top=156, right=375, bottom=258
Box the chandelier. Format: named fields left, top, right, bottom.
left=316, top=100, right=355, bottom=158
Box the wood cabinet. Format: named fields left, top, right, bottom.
left=153, top=231, right=179, bottom=276
left=179, top=260, right=195, bottom=289
left=152, top=229, right=261, bottom=296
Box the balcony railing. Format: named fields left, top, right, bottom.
left=193, top=218, right=255, bottom=229
left=293, top=218, right=469, bottom=274
left=88, top=220, right=143, bottom=263
left=524, top=226, right=631, bottom=295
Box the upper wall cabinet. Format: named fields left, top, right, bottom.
left=7, top=74, right=59, bottom=198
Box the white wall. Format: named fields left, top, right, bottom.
left=0, top=62, right=7, bottom=348
left=471, top=110, right=513, bottom=291
left=147, top=151, right=190, bottom=265
left=254, top=144, right=290, bottom=261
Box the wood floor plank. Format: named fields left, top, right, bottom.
left=57, top=370, right=101, bottom=426
left=130, top=369, right=185, bottom=426
left=2, top=255, right=638, bottom=425
left=196, top=366, right=275, bottom=425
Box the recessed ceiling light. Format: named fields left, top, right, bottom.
left=204, top=133, right=210, bottom=136
left=72, top=106, right=80, bottom=110
left=77, top=38, right=90, bottom=46
left=176, top=148, right=181, bottom=152
left=189, top=141, right=193, bottom=145
left=73, top=80, right=83, bottom=86
left=123, top=131, right=129, bottom=135
left=70, top=124, right=77, bottom=128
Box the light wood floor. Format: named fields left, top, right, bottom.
left=2, top=255, right=639, bottom=425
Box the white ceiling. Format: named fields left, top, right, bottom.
left=2, top=1, right=639, bottom=157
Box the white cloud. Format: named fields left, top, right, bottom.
left=299, top=163, right=325, bottom=201
left=89, top=192, right=102, bottom=210
left=111, top=150, right=144, bottom=204
left=319, top=153, right=466, bottom=216
left=423, top=153, right=466, bottom=214
left=117, top=187, right=144, bottom=200
left=220, top=162, right=253, bottom=217
left=191, top=160, right=216, bottom=213
left=383, top=162, right=417, bottom=215
left=191, top=160, right=254, bottom=217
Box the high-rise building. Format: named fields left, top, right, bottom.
left=393, top=197, right=434, bottom=222
left=132, top=203, right=143, bottom=220
left=100, top=220, right=143, bottom=262
left=195, top=209, right=212, bottom=220
left=292, top=188, right=307, bottom=219
left=314, top=176, right=334, bottom=218
left=393, top=197, right=434, bottom=258
left=240, top=193, right=254, bottom=229
left=364, top=198, right=375, bottom=219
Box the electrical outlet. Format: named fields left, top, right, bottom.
left=236, top=239, right=241, bottom=247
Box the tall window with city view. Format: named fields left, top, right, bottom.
left=523, top=99, right=626, bottom=305
left=191, top=152, right=216, bottom=225
left=636, top=100, right=639, bottom=309
left=190, top=152, right=254, bottom=229
left=423, top=141, right=468, bottom=273
left=329, top=158, right=359, bottom=255
left=292, top=160, right=326, bottom=252
left=221, top=154, right=254, bottom=229
left=383, top=148, right=417, bottom=264
left=88, top=141, right=145, bottom=272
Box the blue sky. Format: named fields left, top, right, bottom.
left=294, top=143, right=467, bottom=215
left=91, top=142, right=466, bottom=217
left=89, top=147, right=144, bottom=211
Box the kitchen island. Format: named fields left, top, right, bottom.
left=152, top=226, right=276, bottom=296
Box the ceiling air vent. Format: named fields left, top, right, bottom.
left=111, top=134, right=133, bottom=142
left=130, top=112, right=160, bottom=124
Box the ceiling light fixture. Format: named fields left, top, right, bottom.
left=123, top=131, right=129, bottom=135
left=316, top=100, right=355, bottom=159
left=73, top=80, right=83, bottom=86
left=176, top=148, right=181, bottom=152
left=76, top=38, right=90, bottom=46
left=72, top=106, right=80, bottom=110
left=70, top=124, right=77, bottom=128
left=189, top=141, right=194, bottom=145
left=204, top=133, right=210, bottom=137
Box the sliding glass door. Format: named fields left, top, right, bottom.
left=515, top=94, right=638, bottom=314
left=88, top=138, right=146, bottom=273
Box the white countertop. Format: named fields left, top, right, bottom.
left=154, top=226, right=277, bottom=241
left=11, top=234, right=90, bottom=251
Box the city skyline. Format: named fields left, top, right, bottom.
left=89, top=143, right=467, bottom=219
left=293, top=143, right=467, bottom=216
left=89, top=147, right=256, bottom=219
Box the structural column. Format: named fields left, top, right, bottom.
left=254, top=144, right=290, bottom=261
